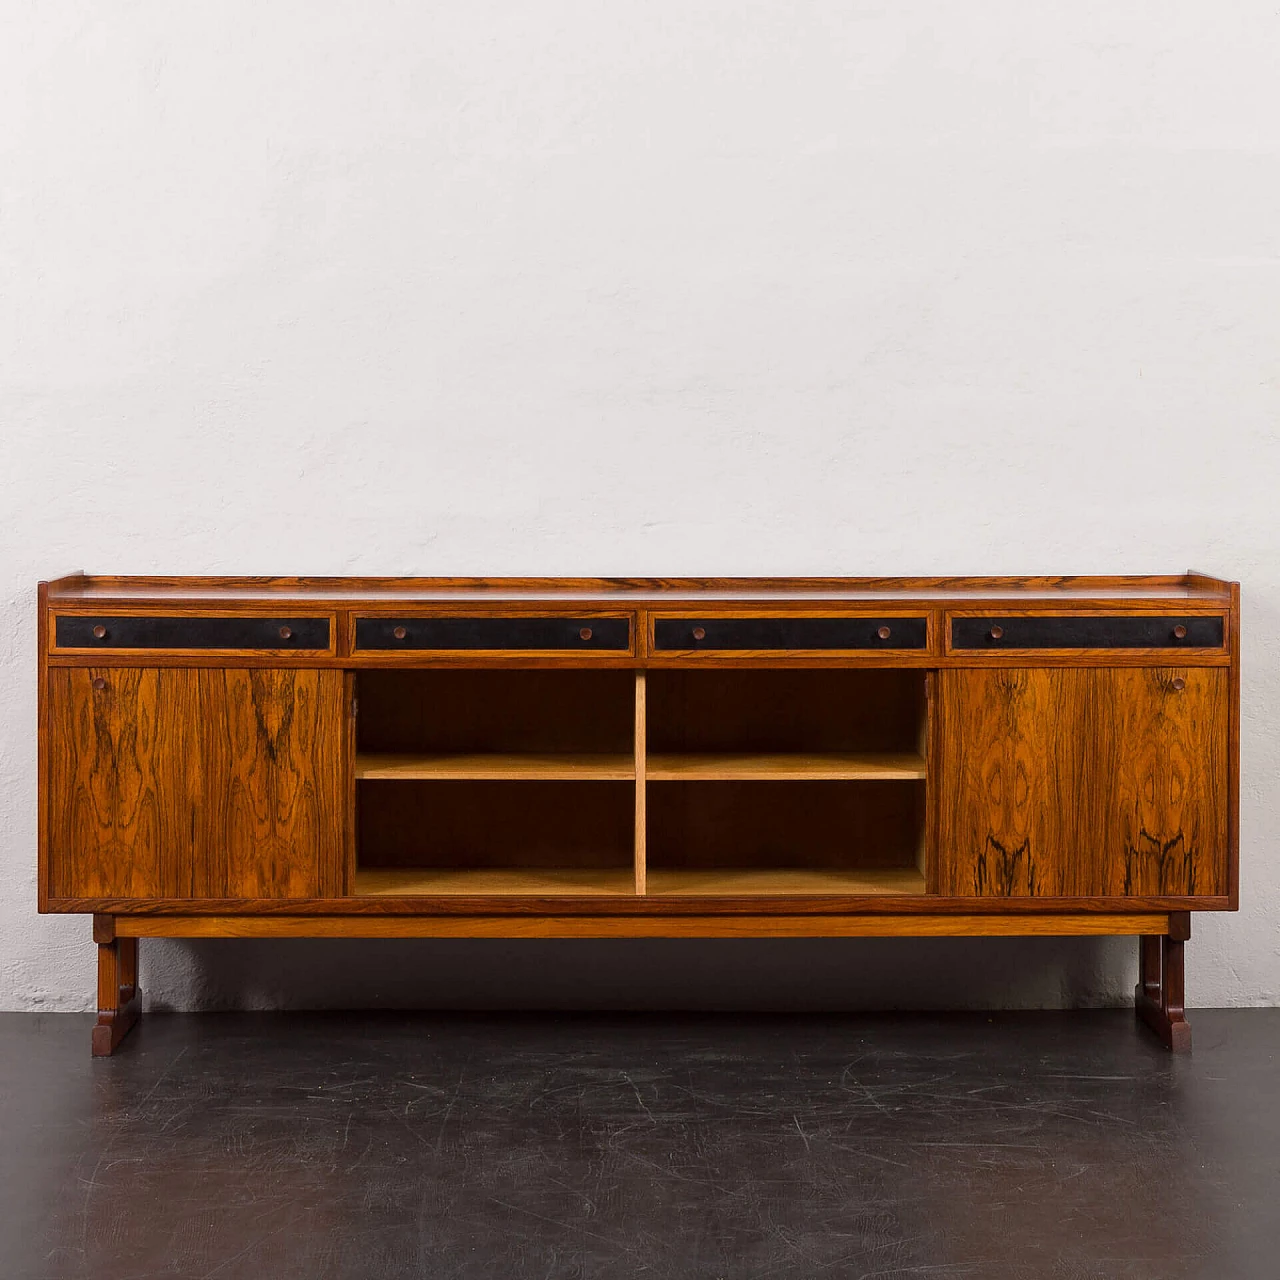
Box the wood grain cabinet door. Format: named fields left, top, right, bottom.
left=47, top=668, right=345, bottom=901
left=937, top=668, right=1228, bottom=898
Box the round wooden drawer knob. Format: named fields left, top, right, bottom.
left=579, top=627, right=593, bottom=641
left=91, top=677, right=106, bottom=691
left=278, top=626, right=293, bottom=640
left=1173, top=625, right=1188, bottom=639
left=877, top=625, right=891, bottom=640
left=989, top=625, right=1004, bottom=641
left=691, top=626, right=706, bottom=641
left=393, top=626, right=407, bottom=640
left=1172, top=677, right=1186, bottom=692
left=92, top=625, right=107, bottom=639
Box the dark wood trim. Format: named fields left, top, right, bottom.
left=925, top=651, right=1231, bottom=669
left=92, top=932, right=140, bottom=1057
left=112, top=912, right=1173, bottom=939
left=45, top=573, right=1233, bottom=603
left=342, top=671, right=357, bottom=898
left=1135, top=914, right=1191, bottom=1051
left=44, top=893, right=1235, bottom=916
left=1183, top=569, right=1233, bottom=594
left=46, top=649, right=1234, bottom=671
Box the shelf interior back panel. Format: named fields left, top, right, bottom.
left=357, top=668, right=635, bottom=754
left=647, top=780, right=926, bottom=874
left=645, top=669, right=927, bottom=754
left=357, top=779, right=636, bottom=871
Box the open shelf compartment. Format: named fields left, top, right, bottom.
left=354, top=668, right=636, bottom=779
left=644, top=668, right=927, bottom=782
left=350, top=666, right=931, bottom=898
left=355, top=779, right=637, bottom=897
left=641, top=669, right=930, bottom=895
left=352, top=669, right=641, bottom=896
left=645, top=778, right=928, bottom=897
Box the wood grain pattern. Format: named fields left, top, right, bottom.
left=111, top=912, right=1174, bottom=938
left=938, top=668, right=1228, bottom=897
left=52, top=893, right=1228, bottom=915
left=41, top=575, right=1239, bottom=940
left=342, top=671, right=357, bottom=898
left=47, top=668, right=344, bottom=900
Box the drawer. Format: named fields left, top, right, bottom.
left=54, top=615, right=332, bottom=651
left=354, top=616, right=632, bottom=652
left=948, top=614, right=1225, bottom=651
left=652, top=616, right=929, bottom=652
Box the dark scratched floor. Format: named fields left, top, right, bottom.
left=1, top=1009, right=1278, bottom=1279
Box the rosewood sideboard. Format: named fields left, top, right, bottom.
left=37, top=573, right=1239, bottom=1055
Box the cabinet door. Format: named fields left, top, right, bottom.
left=47, top=668, right=345, bottom=900
left=937, top=668, right=1227, bottom=897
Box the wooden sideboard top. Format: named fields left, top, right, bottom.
left=44, top=572, right=1234, bottom=605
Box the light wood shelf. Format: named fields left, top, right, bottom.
left=646, top=752, right=927, bottom=781
left=354, top=752, right=636, bottom=781
left=355, top=867, right=636, bottom=897
left=647, top=867, right=927, bottom=896
left=353, top=866, right=926, bottom=898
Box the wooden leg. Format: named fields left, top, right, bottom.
left=1134, top=913, right=1191, bottom=1052
left=92, top=919, right=140, bottom=1057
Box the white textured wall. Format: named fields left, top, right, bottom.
left=2, top=3, right=1278, bottom=1013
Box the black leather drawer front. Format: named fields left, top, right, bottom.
left=355, top=617, right=631, bottom=651
left=950, top=615, right=1225, bottom=650
left=653, top=617, right=929, bottom=651
left=55, top=616, right=331, bottom=650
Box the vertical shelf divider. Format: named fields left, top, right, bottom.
left=923, top=669, right=938, bottom=895
left=634, top=668, right=647, bottom=895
